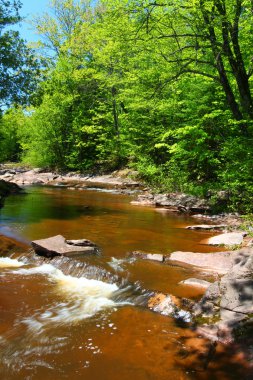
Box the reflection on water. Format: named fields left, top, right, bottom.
left=0, top=186, right=250, bottom=380
left=0, top=186, right=221, bottom=255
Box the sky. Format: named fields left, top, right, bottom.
left=18, top=0, right=50, bottom=42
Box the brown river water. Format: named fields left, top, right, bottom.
left=0, top=186, right=250, bottom=380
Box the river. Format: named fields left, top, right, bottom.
left=0, top=186, right=248, bottom=379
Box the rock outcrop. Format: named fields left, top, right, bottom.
left=171, top=247, right=253, bottom=343
left=154, top=193, right=211, bottom=213
left=131, top=192, right=211, bottom=213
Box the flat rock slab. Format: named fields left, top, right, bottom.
left=186, top=224, right=227, bottom=231
left=167, top=251, right=233, bottom=274
left=32, top=235, right=99, bottom=257
left=207, top=232, right=246, bottom=246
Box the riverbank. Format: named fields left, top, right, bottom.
left=0, top=165, right=244, bottom=221
left=0, top=165, right=248, bottom=241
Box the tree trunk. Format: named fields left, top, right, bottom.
left=200, top=1, right=244, bottom=123
left=217, top=60, right=243, bottom=121
left=215, top=0, right=253, bottom=119
left=112, top=86, right=120, bottom=139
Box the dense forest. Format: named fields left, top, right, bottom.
left=0, top=0, right=253, bottom=211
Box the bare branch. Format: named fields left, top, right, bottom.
left=186, top=69, right=219, bottom=81
left=156, top=33, right=205, bottom=39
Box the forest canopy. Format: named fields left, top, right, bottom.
left=1, top=0, right=253, bottom=211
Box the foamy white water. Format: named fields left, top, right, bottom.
left=14, top=263, right=61, bottom=276
left=13, top=263, right=120, bottom=324
left=0, top=257, right=24, bottom=268
left=23, top=296, right=116, bottom=328
left=15, top=263, right=118, bottom=296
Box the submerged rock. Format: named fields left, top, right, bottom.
left=128, top=251, right=164, bottom=262
left=32, top=235, right=100, bottom=258
left=180, top=278, right=211, bottom=289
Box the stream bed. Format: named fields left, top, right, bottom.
left=0, top=186, right=249, bottom=379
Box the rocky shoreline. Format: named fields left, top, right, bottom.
left=0, top=166, right=141, bottom=194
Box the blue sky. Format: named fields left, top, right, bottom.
left=18, top=0, right=50, bottom=42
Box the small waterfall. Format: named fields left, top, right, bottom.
left=15, top=250, right=124, bottom=284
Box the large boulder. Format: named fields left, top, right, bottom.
left=31, top=235, right=100, bottom=258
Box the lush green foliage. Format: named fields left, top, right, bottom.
left=1, top=0, right=253, bottom=211
left=0, top=108, right=25, bottom=162
left=0, top=0, right=41, bottom=163
left=0, top=0, right=39, bottom=109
